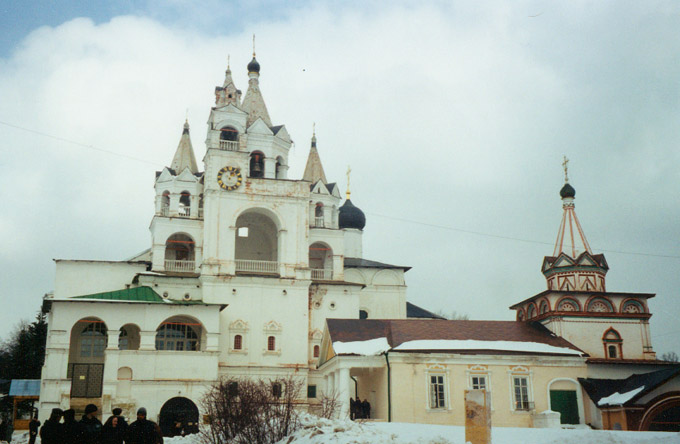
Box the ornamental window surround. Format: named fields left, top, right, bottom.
left=425, top=365, right=450, bottom=411
left=603, top=328, right=623, bottom=359
left=508, top=366, right=533, bottom=412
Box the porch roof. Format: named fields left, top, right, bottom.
left=579, top=365, right=680, bottom=407
left=9, top=380, right=40, bottom=397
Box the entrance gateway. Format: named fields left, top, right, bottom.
left=158, top=397, right=199, bottom=436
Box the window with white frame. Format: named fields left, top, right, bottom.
left=512, top=376, right=531, bottom=410
left=429, top=374, right=446, bottom=409
left=471, top=374, right=487, bottom=390
left=509, top=366, right=533, bottom=411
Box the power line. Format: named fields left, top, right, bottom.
left=368, top=213, right=680, bottom=260
left=0, top=119, right=162, bottom=167
left=2, top=119, right=678, bottom=261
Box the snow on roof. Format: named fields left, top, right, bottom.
left=597, top=385, right=645, bottom=407
left=393, top=339, right=583, bottom=356
left=333, top=338, right=390, bottom=356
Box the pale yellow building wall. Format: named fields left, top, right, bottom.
left=542, top=317, right=650, bottom=359
left=384, top=355, right=587, bottom=427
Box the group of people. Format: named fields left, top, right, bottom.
left=31, top=405, right=163, bottom=444
left=349, top=398, right=371, bottom=420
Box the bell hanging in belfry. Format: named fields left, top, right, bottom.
left=252, top=160, right=262, bottom=175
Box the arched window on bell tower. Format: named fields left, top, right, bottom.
left=249, top=151, right=264, bottom=178
left=603, top=328, right=623, bottom=359
left=219, top=126, right=239, bottom=151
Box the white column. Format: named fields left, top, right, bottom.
left=264, top=157, right=276, bottom=179
left=140, top=331, right=157, bottom=351
left=337, top=367, right=351, bottom=419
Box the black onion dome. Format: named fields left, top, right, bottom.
left=247, top=56, right=260, bottom=73
left=560, top=183, right=576, bottom=198
left=339, top=199, right=366, bottom=230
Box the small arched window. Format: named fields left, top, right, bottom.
left=539, top=300, right=549, bottom=314
left=603, top=328, right=623, bottom=359
left=118, top=328, right=129, bottom=350
left=527, top=304, right=537, bottom=319
left=249, top=152, right=265, bottom=178
left=359, top=310, right=368, bottom=320
left=179, top=191, right=191, bottom=217
left=272, top=382, right=282, bottom=398
left=233, top=335, right=242, bottom=350
left=267, top=336, right=276, bottom=351
left=313, top=345, right=320, bottom=358
left=161, top=191, right=170, bottom=216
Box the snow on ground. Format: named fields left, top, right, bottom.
left=276, top=414, right=680, bottom=444
left=10, top=416, right=680, bottom=444
left=598, top=385, right=646, bottom=406
left=333, top=337, right=391, bottom=356
left=393, top=340, right=582, bottom=356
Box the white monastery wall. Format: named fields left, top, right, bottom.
left=53, top=261, right=148, bottom=298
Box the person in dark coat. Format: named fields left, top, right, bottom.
left=63, top=409, right=83, bottom=444
left=28, top=414, right=41, bottom=444
left=125, top=408, right=163, bottom=444
left=361, top=399, right=371, bottom=419
left=80, top=404, right=103, bottom=444
left=101, top=415, right=126, bottom=444
left=104, top=408, right=128, bottom=431
left=40, top=408, right=64, bottom=444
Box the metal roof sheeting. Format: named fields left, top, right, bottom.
left=9, top=380, right=40, bottom=397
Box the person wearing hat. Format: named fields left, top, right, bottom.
left=40, top=408, right=64, bottom=444
left=125, top=408, right=163, bottom=444
left=80, top=403, right=103, bottom=444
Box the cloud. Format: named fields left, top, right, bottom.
left=1, top=2, right=679, bottom=353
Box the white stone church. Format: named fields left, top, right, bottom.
left=39, top=53, right=679, bottom=433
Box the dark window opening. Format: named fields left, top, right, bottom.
left=220, top=127, right=238, bottom=141
left=267, top=336, right=276, bottom=351
left=272, top=382, right=282, bottom=398
left=307, top=385, right=317, bottom=399
left=233, top=335, right=242, bottom=350
left=359, top=310, right=368, bottom=320
left=249, top=152, right=264, bottom=178
left=228, top=381, right=238, bottom=397
left=313, top=345, right=320, bottom=358
left=608, top=345, right=617, bottom=358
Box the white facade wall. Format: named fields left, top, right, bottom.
left=54, top=261, right=148, bottom=298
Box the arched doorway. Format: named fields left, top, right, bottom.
left=548, top=379, right=583, bottom=425
left=159, top=397, right=199, bottom=436
left=640, top=394, right=680, bottom=431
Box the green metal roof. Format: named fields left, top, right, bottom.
left=71, top=286, right=207, bottom=305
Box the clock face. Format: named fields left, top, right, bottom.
left=217, top=166, right=242, bottom=191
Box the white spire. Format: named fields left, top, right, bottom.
left=302, top=126, right=327, bottom=183
left=241, top=49, right=272, bottom=127
left=170, top=120, right=199, bottom=174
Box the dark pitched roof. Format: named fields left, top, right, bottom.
left=406, top=302, right=445, bottom=319
left=326, top=319, right=584, bottom=356
left=344, top=257, right=411, bottom=272
left=579, top=365, right=680, bottom=407
left=270, top=125, right=284, bottom=134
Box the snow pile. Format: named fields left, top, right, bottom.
left=277, top=413, right=454, bottom=444
left=598, top=385, right=646, bottom=406
left=165, top=434, right=203, bottom=443
left=333, top=337, right=390, bottom=356
left=393, top=340, right=582, bottom=356
left=275, top=415, right=680, bottom=444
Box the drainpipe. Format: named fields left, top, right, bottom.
left=350, top=376, right=358, bottom=400
left=384, top=351, right=391, bottom=422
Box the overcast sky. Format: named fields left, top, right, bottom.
left=1, top=1, right=678, bottom=355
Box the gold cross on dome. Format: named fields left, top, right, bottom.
left=346, top=165, right=352, bottom=199
left=562, top=156, right=570, bottom=183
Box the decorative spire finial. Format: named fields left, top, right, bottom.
left=253, top=34, right=256, bottom=57
left=227, top=54, right=230, bottom=70
left=313, top=122, right=316, bottom=137
left=562, top=155, right=570, bottom=183
left=346, top=165, right=352, bottom=200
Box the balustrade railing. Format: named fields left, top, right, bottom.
left=219, top=140, right=239, bottom=151
left=165, top=260, right=196, bottom=273
left=178, top=206, right=191, bottom=217
left=235, top=259, right=278, bottom=274
left=311, top=269, right=333, bottom=280
left=160, top=207, right=169, bottom=216
left=314, top=217, right=324, bottom=227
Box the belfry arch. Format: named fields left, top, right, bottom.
left=234, top=209, right=280, bottom=272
